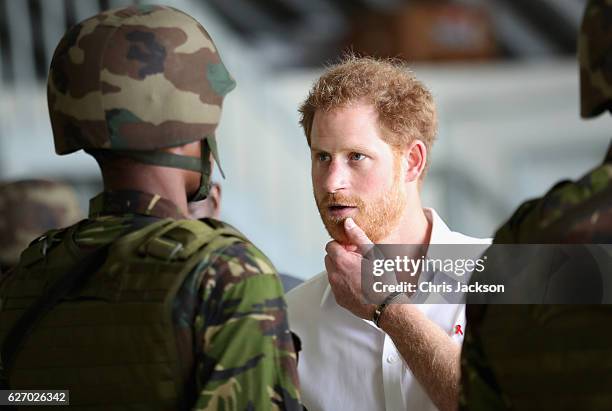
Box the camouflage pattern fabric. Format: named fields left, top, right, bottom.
left=92, top=191, right=302, bottom=410
left=187, top=239, right=301, bottom=410
left=494, top=142, right=612, bottom=244
left=48, top=5, right=235, bottom=154
left=0, top=180, right=82, bottom=270
left=460, top=146, right=612, bottom=411
left=461, top=6, right=612, bottom=405
left=1, top=190, right=302, bottom=410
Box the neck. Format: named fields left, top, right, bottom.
left=100, top=163, right=190, bottom=217
left=380, top=193, right=431, bottom=245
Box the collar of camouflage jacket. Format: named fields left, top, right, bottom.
left=89, top=190, right=186, bottom=220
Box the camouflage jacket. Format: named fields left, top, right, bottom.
left=1, top=190, right=302, bottom=411
left=460, top=142, right=612, bottom=411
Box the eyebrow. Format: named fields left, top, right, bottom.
left=310, top=145, right=373, bottom=154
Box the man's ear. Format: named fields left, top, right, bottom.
left=208, top=182, right=222, bottom=219
left=187, top=182, right=222, bottom=220
left=402, top=139, right=427, bottom=183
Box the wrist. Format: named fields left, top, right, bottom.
left=372, top=292, right=404, bottom=328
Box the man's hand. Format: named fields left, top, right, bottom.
left=326, top=220, right=461, bottom=411
left=325, top=222, right=461, bottom=411
left=325, top=218, right=377, bottom=320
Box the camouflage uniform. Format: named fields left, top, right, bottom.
left=0, top=5, right=301, bottom=410
left=0, top=180, right=82, bottom=273
left=460, top=1, right=612, bottom=410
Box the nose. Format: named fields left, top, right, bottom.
left=322, top=159, right=347, bottom=193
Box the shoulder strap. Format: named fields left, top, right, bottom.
left=139, top=218, right=248, bottom=261
left=0, top=215, right=163, bottom=389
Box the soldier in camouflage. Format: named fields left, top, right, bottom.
left=0, top=5, right=301, bottom=410
left=0, top=180, right=82, bottom=274
left=460, top=0, right=612, bottom=410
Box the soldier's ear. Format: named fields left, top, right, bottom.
left=208, top=183, right=222, bottom=219
left=403, top=140, right=427, bottom=183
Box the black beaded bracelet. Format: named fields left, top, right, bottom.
left=372, top=291, right=404, bottom=328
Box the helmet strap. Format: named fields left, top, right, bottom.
left=111, top=150, right=202, bottom=172
left=188, top=139, right=213, bottom=202
left=88, top=135, right=221, bottom=202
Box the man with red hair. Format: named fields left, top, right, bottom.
left=287, top=56, right=490, bottom=411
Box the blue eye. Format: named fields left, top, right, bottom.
left=317, top=152, right=331, bottom=162
left=350, top=153, right=366, bottom=161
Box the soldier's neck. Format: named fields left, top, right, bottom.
left=101, top=164, right=190, bottom=217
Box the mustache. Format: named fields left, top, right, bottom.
left=318, top=192, right=364, bottom=208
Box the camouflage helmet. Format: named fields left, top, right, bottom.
left=0, top=180, right=82, bottom=269
left=47, top=5, right=235, bottom=198
left=579, top=0, right=612, bottom=118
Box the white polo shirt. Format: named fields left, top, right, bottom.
left=287, top=208, right=491, bottom=411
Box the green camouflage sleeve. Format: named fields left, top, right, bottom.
left=493, top=146, right=612, bottom=244
left=459, top=305, right=510, bottom=411
left=460, top=145, right=612, bottom=411
left=192, top=241, right=302, bottom=411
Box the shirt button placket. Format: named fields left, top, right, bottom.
left=382, top=335, right=405, bottom=410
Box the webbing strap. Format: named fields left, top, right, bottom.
left=207, top=135, right=225, bottom=178
left=114, top=150, right=202, bottom=172
left=86, top=135, right=224, bottom=177
left=188, top=140, right=213, bottom=202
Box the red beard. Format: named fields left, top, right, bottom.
left=316, top=181, right=406, bottom=245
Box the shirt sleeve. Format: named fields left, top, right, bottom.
left=192, top=241, right=302, bottom=411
